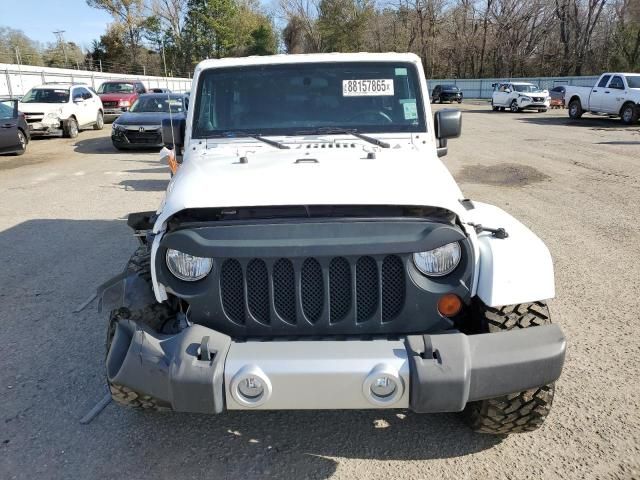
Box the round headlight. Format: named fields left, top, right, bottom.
left=413, top=242, right=461, bottom=277
left=166, top=249, right=212, bottom=281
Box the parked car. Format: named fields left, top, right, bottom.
left=564, top=73, right=640, bottom=124
left=549, top=86, right=566, bottom=108
left=431, top=84, right=463, bottom=103
left=97, top=80, right=147, bottom=121
left=18, top=83, right=104, bottom=138
left=491, top=82, right=550, bottom=112
left=0, top=98, right=29, bottom=155
left=111, top=93, right=187, bottom=150
left=101, top=52, right=565, bottom=436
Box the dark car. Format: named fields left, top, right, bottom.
left=549, top=86, right=566, bottom=108
left=431, top=84, right=463, bottom=104
left=111, top=93, right=187, bottom=150
left=0, top=98, right=29, bottom=155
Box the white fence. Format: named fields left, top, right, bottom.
left=0, top=63, right=192, bottom=97
left=426, top=75, right=600, bottom=99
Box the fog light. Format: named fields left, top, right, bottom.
left=238, top=376, right=264, bottom=399
left=363, top=364, right=404, bottom=406
left=370, top=376, right=397, bottom=399
left=230, top=365, right=272, bottom=407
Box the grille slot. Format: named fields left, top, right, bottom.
left=246, top=259, right=270, bottom=324
left=381, top=255, right=405, bottom=322
left=220, top=259, right=245, bottom=324
left=273, top=258, right=296, bottom=324
left=301, top=258, right=324, bottom=323
left=329, top=257, right=352, bottom=323
left=355, top=256, right=379, bottom=322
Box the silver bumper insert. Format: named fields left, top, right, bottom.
left=225, top=340, right=409, bottom=410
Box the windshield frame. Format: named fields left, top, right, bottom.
left=129, top=95, right=186, bottom=113
left=512, top=83, right=542, bottom=93
left=97, top=82, right=136, bottom=94
left=191, top=61, right=427, bottom=139
left=20, top=88, right=70, bottom=104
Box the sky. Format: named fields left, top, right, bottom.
left=0, top=0, right=115, bottom=49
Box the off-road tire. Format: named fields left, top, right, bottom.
left=620, top=102, right=639, bottom=125
left=568, top=99, right=583, bottom=119
left=463, top=301, right=556, bottom=434
left=63, top=117, right=79, bottom=138
left=105, top=245, right=174, bottom=410
left=94, top=110, right=104, bottom=130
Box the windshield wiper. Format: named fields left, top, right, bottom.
left=206, top=131, right=290, bottom=149
left=294, top=127, right=390, bottom=148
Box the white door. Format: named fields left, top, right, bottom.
left=602, top=76, right=627, bottom=114
left=72, top=87, right=92, bottom=126
left=493, top=83, right=510, bottom=106
left=589, top=75, right=611, bottom=112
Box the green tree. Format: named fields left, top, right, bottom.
left=317, top=0, right=373, bottom=52
left=247, top=24, right=277, bottom=55
left=185, top=0, right=238, bottom=59
left=0, top=27, right=43, bottom=65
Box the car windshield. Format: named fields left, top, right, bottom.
left=130, top=96, right=185, bottom=113
left=20, top=88, right=69, bottom=103
left=625, top=75, right=640, bottom=89
left=513, top=84, right=542, bottom=93
left=442, top=85, right=459, bottom=91
left=98, top=82, right=135, bottom=94
left=192, top=62, right=426, bottom=138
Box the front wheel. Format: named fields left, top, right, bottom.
left=12, top=129, right=27, bottom=156
left=568, top=99, right=583, bottom=119
left=94, top=111, right=104, bottom=130
left=510, top=100, right=520, bottom=113
left=620, top=102, right=639, bottom=125
left=63, top=117, right=79, bottom=138
left=463, top=302, right=556, bottom=434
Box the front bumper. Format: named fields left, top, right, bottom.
left=519, top=98, right=550, bottom=110
left=106, top=318, right=565, bottom=413
left=28, top=120, right=63, bottom=136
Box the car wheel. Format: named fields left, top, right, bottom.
left=568, top=99, right=583, bottom=119
left=63, top=118, right=79, bottom=138
left=94, top=111, right=104, bottom=130
left=491, top=100, right=499, bottom=111
left=538, top=109, right=547, bottom=113
left=620, top=102, right=639, bottom=125
left=12, top=129, right=27, bottom=156
left=510, top=100, right=519, bottom=113
left=463, top=302, right=556, bottom=434
left=499, top=107, right=505, bottom=111
left=457, top=99, right=462, bottom=103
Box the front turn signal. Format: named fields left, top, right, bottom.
left=437, top=294, right=462, bottom=317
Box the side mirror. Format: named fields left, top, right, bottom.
left=434, top=109, right=461, bottom=158
left=504, top=88, right=511, bottom=93
left=73, top=96, right=83, bottom=103
left=162, top=117, right=185, bottom=150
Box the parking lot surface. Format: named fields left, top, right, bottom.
left=1, top=104, right=639, bottom=479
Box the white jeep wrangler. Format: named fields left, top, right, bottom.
left=101, top=53, right=565, bottom=434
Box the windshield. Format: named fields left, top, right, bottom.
left=192, top=62, right=426, bottom=138
left=442, top=85, right=459, bottom=91
left=625, top=75, right=640, bottom=89
left=513, top=84, right=542, bottom=93
left=97, top=82, right=134, bottom=94
left=130, top=95, right=185, bottom=113
left=20, top=88, right=69, bottom=103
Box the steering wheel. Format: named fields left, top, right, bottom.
left=348, top=110, right=393, bottom=124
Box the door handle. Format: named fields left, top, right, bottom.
left=604, top=91, right=610, bottom=94
left=593, top=89, right=598, bottom=92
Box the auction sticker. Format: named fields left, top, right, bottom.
left=343, top=79, right=394, bottom=96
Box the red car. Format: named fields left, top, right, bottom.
left=97, top=80, right=147, bottom=121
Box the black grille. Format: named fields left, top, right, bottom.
left=356, top=256, right=379, bottom=322
left=381, top=255, right=405, bottom=322
left=273, top=258, right=296, bottom=324
left=103, top=101, right=118, bottom=108
left=220, top=259, right=245, bottom=324
left=124, top=132, right=162, bottom=144
left=329, top=257, right=351, bottom=323
left=217, top=255, right=406, bottom=332
left=246, top=259, right=269, bottom=324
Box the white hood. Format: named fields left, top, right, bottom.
left=154, top=141, right=466, bottom=232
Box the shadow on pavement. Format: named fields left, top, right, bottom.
left=73, top=136, right=162, bottom=155
left=119, top=178, right=169, bottom=191
left=0, top=219, right=501, bottom=480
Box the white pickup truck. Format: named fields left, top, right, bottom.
left=565, top=73, right=640, bottom=124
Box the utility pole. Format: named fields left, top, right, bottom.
left=53, top=30, right=68, bottom=68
